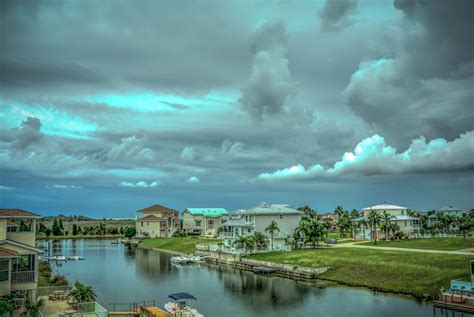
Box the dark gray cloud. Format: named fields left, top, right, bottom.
left=343, top=0, right=474, bottom=147
left=239, top=21, right=295, bottom=121
left=318, top=0, right=358, bottom=32
left=12, top=117, right=43, bottom=151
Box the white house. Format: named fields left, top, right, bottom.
left=353, top=203, right=419, bottom=240
left=221, top=203, right=302, bottom=249
left=135, top=204, right=181, bottom=238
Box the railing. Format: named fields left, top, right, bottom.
left=11, top=271, right=35, bottom=284
left=196, top=243, right=291, bottom=254
left=78, top=302, right=108, bottom=317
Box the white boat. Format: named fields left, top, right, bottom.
left=55, top=256, right=67, bottom=261
left=171, top=254, right=206, bottom=265
left=66, top=255, right=84, bottom=260
left=165, top=293, right=204, bottom=317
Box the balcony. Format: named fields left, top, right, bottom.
left=11, top=271, right=35, bottom=284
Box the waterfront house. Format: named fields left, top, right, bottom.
left=135, top=204, right=181, bottom=238
left=427, top=206, right=468, bottom=231
left=221, top=203, right=302, bottom=249
left=0, top=209, right=43, bottom=305
left=182, top=208, right=229, bottom=237
left=353, top=203, right=419, bottom=240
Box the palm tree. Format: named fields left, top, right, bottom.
left=322, top=217, right=332, bottom=237
left=251, top=232, right=268, bottom=251
left=265, top=220, right=280, bottom=250
left=334, top=206, right=345, bottom=220
left=358, top=218, right=368, bottom=240
left=458, top=214, right=473, bottom=244
left=69, top=281, right=97, bottom=304
left=232, top=235, right=250, bottom=253
left=367, top=209, right=382, bottom=244
left=388, top=222, right=400, bottom=240
left=350, top=209, right=360, bottom=219
left=381, top=211, right=395, bottom=240
left=22, top=299, right=44, bottom=317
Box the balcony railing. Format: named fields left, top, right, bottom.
left=11, top=271, right=35, bottom=284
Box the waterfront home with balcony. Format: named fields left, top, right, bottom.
left=0, top=208, right=43, bottom=305
left=182, top=208, right=229, bottom=237
left=427, top=206, right=468, bottom=231
left=221, top=203, right=302, bottom=249
left=353, top=203, right=419, bottom=240
left=136, top=204, right=181, bottom=238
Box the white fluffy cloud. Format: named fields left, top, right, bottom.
left=119, top=180, right=160, bottom=188
left=187, top=176, right=200, bottom=183
left=49, top=184, right=83, bottom=189
left=259, top=131, right=474, bottom=180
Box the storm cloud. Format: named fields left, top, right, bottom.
left=0, top=0, right=472, bottom=215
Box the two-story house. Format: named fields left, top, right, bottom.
left=182, top=208, right=229, bottom=237
left=135, top=204, right=181, bottom=238
left=221, top=203, right=302, bottom=249
left=0, top=209, right=42, bottom=305
left=353, top=203, right=419, bottom=240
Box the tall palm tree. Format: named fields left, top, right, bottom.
left=388, top=222, right=400, bottom=240
left=381, top=211, right=395, bottom=240
left=69, top=281, right=97, bottom=304
left=265, top=220, right=280, bottom=251
left=359, top=218, right=368, bottom=240
left=334, top=206, right=345, bottom=219
left=458, top=214, right=473, bottom=244
left=367, top=210, right=382, bottom=244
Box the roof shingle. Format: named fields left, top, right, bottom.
left=0, top=209, right=41, bottom=218
left=136, top=204, right=178, bottom=214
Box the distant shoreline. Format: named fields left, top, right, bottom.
left=36, top=235, right=125, bottom=240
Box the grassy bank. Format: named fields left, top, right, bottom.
left=358, top=237, right=473, bottom=251
left=249, top=248, right=472, bottom=297
left=139, top=237, right=222, bottom=254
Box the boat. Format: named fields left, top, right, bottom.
left=66, top=255, right=84, bottom=260
left=164, top=293, right=204, bottom=317
left=170, top=254, right=206, bottom=265
left=55, top=256, right=67, bottom=261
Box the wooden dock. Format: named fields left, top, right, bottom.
left=433, top=293, right=474, bottom=314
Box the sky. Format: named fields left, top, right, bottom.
left=0, top=0, right=473, bottom=217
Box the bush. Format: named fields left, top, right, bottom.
left=50, top=274, right=69, bottom=286
left=0, top=299, right=13, bottom=317
left=39, top=262, right=52, bottom=279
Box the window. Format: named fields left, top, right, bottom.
left=0, top=260, right=9, bottom=282
left=208, top=220, right=214, bottom=225
left=280, top=215, right=283, bottom=219
left=141, top=222, right=143, bottom=227
left=147, top=222, right=149, bottom=226
left=12, top=255, right=34, bottom=272
left=195, top=220, right=202, bottom=227
left=247, top=228, right=251, bottom=233
left=401, top=210, right=404, bottom=215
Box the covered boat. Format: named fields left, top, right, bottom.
left=164, top=292, right=204, bottom=317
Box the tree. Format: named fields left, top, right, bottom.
left=69, top=281, right=97, bottom=304
left=350, top=209, right=360, bottom=219
left=232, top=235, right=252, bottom=253
left=334, top=206, right=345, bottom=219
left=322, top=217, right=332, bottom=236
left=298, top=205, right=319, bottom=220
left=367, top=210, right=382, bottom=244
left=358, top=218, right=368, bottom=240
left=52, top=219, right=62, bottom=236
left=0, top=299, right=13, bottom=317
left=251, top=232, right=268, bottom=251
left=72, top=224, right=78, bottom=236
left=265, top=220, right=280, bottom=250
left=22, top=299, right=44, bottom=317
left=45, top=228, right=52, bottom=239
left=380, top=211, right=395, bottom=240
left=388, top=222, right=400, bottom=240
left=124, top=227, right=136, bottom=239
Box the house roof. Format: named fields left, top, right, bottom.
left=0, top=247, right=19, bottom=257
left=353, top=215, right=418, bottom=221
left=136, top=204, right=178, bottom=214
left=0, top=209, right=41, bottom=219
left=223, top=218, right=254, bottom=227
left=184, top=208, right=229, bottom=218
left=139, top=215, right=163, bottom=222
left=363, top=204, right=407, bottom=211
left=436, top=206, right=463, bottom=212
left=239, top=203, right=302, bottom=216
left=0, top=240, right=44, bottom=253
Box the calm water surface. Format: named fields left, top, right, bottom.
left=38, top=239, right=471, bottom=317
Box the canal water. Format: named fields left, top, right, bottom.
left=38, top=239, right=471, bottom=317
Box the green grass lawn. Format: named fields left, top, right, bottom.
left=139, top=237, right=221, bottom=254
left=249, top=248, right=473, bottom=297
left=358, top=237, right=473, bottom=251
